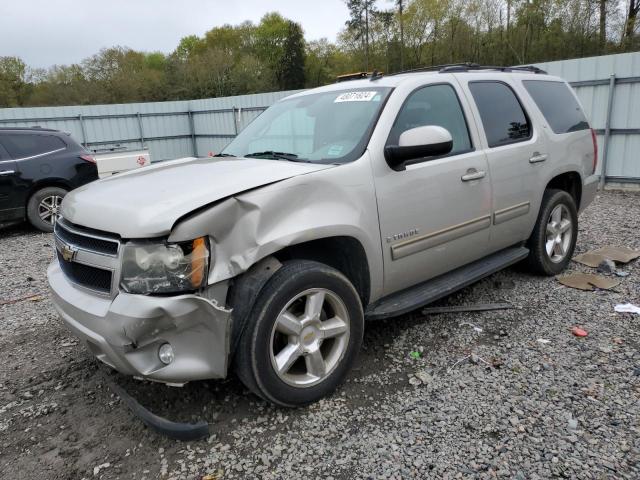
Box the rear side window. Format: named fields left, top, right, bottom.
left=0, top=134, right=66, bottom=159
left=469, top=82, right=531, bottom=148
left=387, top=84, right=472, bottom=155
left=523, top=80, right=589, bottom=134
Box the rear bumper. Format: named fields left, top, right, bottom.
left=580, top=174, right=599, bottom=213
left=48, top=261, right=231, bottom=383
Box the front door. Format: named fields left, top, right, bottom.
left=373, top=82, right=492, bottom=295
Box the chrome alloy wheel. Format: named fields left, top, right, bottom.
left=38, top=195, right=63, bottom=226
left=269, top=288, right=350, bottom=388
left=545, top=204, right=572, bottom=263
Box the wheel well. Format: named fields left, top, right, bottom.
left=273, top=236, right=371, bottom=306
left=26, top=180, right=71, bottom=204
left=546, top=172, right=582, bottom=209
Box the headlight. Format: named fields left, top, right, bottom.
left=120, top=237, right=210, bottom=294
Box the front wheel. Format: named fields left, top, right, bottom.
left=525, top=189, right=578, bottom=275
left=26, top=186, right=67, bottom=233
left=234, top=260, right=364, bottom=407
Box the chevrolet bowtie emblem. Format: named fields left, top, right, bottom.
left=60, top=243, right=77, bottom=262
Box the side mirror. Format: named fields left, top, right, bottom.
left=384, top=125, right=453, bottom=171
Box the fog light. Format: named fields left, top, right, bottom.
left=158, top=343, right=174, bottom=365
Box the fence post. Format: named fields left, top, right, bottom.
left=78, top=114, right=88, bottom=147
left=187, top=109, right=198, bottom=157
left=136, top=112, right=145, bottom=148
left=232, top=106, right=239, bottom=136
left=599, top=74, right=616, bottom=190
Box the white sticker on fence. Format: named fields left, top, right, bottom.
left=335, top=91, right=378, bottom=103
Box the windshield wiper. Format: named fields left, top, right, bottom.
left=245, top=151, right=308, bottom=162
left=213, top=152, right=236, bottom=157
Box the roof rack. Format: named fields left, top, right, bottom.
left=391, top=62, right=547, bottom=76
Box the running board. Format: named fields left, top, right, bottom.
left=365, top=246, right=529, bottom=320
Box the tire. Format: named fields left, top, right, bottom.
left=26, top=186, right=67, bottom=233
left=234, top=260, right=364, bottom=407
left=525, top=189, right=578, bottom=276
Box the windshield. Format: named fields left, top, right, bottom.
left=222, top=87, right=392, bottom=164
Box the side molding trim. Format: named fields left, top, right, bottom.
left=493, top=201, right=531, bottom=225
left=391, top=215, right=491, bottom=260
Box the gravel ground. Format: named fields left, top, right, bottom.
left=1, top=190, right=639, bottom=480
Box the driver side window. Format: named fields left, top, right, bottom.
left=388, top=84, right=472, bottom=156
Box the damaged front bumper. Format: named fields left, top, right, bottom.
left=48, top=261, right=232, bottom=384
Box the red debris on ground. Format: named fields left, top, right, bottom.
left=571, top=326, right=588, bottom=337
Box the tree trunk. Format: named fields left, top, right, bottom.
left=505, top=0, right=511, bottom=63
left=622, top=0, right=639, bottom=47
left=599, top=0, right=607, bottom=53
left=365, top=3, right=369, bottom=71
left=399, top=0, right=404, bottom=70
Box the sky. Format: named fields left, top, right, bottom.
left=0, top=0, right=358, bottom=69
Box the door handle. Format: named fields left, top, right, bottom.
left=0, top=170, right=15, bottom=176
left=529, top=152, right=548, bottom=163
left=461, top=168, right=486, bottom=182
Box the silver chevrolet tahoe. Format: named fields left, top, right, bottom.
left=48, top=65, right=599, bottom=407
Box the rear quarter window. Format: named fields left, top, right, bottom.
left=523, top=80, right=589, bottom=134
left=0, top=134, right=66, bottom=159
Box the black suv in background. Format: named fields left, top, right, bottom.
left=0, top=128, right=98, bottom=232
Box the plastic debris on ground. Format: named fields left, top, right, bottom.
left=573, top=245, right=640, bottom=268
left=571, top=326, right=588, bottom=337
left=460, top=322, right=483, bottom=333
left=409, top=351, right=421, bottom=360
left=537, top=338, right=551, bottom=344
left=614, top=303, right=640, bottom=315
left=557, top=273, right=620, bottom=291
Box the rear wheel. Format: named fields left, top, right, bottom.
left=234, top=260, right=364, bottom=407
left=26, top=186, right=67, bottom=233
left=525, top=189, right=578, bottom=275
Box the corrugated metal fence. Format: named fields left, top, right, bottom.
left=533, top=52, right=640, bottom=184
left=0, top=52, right=638, bottom=182
left=0, top=90, right=302, bottom=162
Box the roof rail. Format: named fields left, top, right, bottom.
left=390, top=63, right=476, bottom=76
left=390, top=62, right=547, bottom=76
left=448, top=64, right=547, bottom=74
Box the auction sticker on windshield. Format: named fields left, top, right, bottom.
left=335, top=91, right=378, bottom=102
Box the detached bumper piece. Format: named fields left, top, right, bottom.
left=103, top=374, right=209, bottom=441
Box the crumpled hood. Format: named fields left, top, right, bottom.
left=61, top=157, right=333, bottom=238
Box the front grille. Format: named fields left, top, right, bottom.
left=54, top=218, right=120, bottom=296
left=57, top=251, right=113, bottom=294
left=55, top=221, right=119, bottom=256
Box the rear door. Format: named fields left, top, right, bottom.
left=0, top=141, right=20, bottom=221
left=457, top=77, right=548, bottom=252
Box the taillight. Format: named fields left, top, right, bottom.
left=80, top=154, right=96, bottom=164
left=590, top=128, right=598, bottom=174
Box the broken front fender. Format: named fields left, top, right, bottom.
left=168, top=159, right=384, bottom=300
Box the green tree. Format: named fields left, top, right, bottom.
left=0, top=56, right=28, bottom=107
left=255, top=13, right=306, bottom=90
